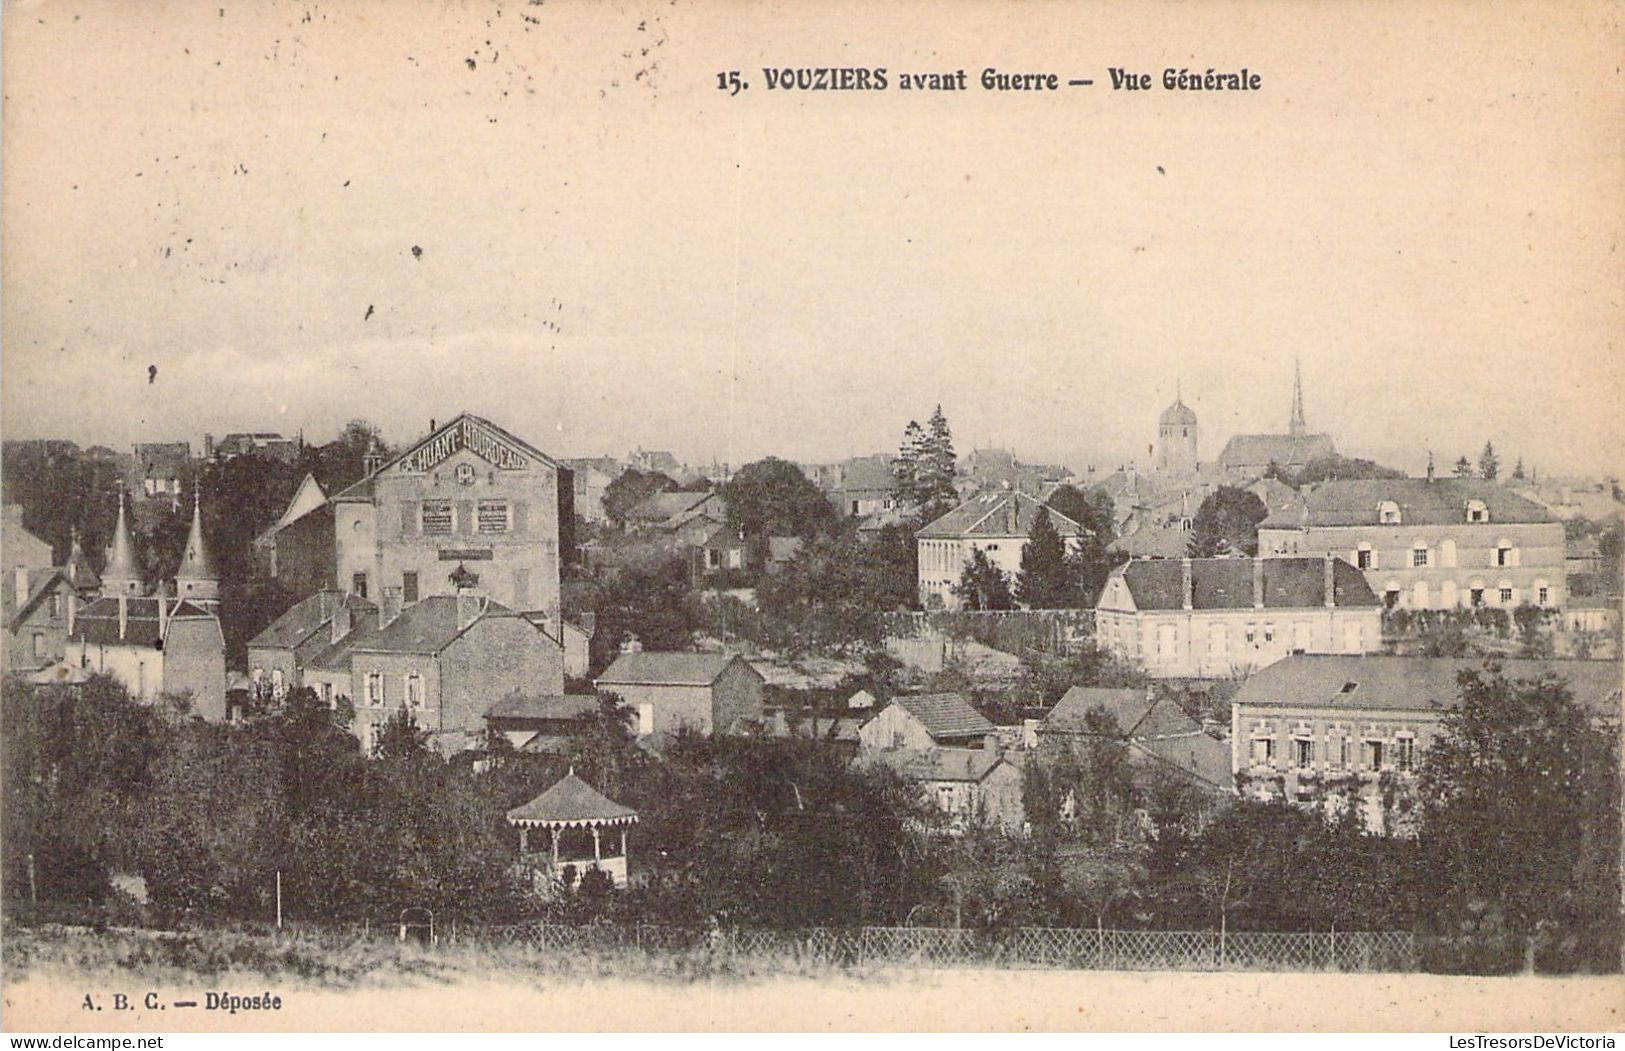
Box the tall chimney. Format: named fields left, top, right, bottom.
left=331, top=599, right=352, bottom=643
left=117, top=593, right=128, bottom=640
left=457, top=592, right=484, bottom=632
left=381, top=585, right=404, bottom=627
left=66, top=589, right=77, bottom=636
left=158, top=592, right=169, bottom=638
left=1181, top=557, right=1194, bottom=610
left=13, top=567, right=27, bottom=612
left=1252, top=557, right=1265, bottom=609
left=1323, top=556, right=1337, bottom=608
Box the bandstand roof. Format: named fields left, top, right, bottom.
left=506, top=771, right=639, bottom=829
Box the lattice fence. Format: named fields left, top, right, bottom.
left=458, top=923, right=1416, bottom=972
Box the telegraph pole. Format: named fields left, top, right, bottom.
left=275, top=870, right=283, bottom=929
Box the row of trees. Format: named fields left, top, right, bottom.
left=3, top=665, right=1616, bottom=971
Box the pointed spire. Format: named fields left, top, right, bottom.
left=1289, top=357, right=1307, bottom=438
left=102, top=487, right=142, bottom=596
left=174, top=480, right=219, bottom=604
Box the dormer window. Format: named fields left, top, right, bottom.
left=1465, top=499, right=1489, bottom=524
left=1378, top=501, right=1402, bottom=525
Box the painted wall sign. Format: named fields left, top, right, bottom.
left=398, top=418, right=531, bottom=473
left=438, top=548, right=494, bottom=561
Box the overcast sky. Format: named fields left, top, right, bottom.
left=4, top=1, right=1622, bottom=478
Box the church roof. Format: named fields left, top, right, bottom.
left=1160, top=398, right=1198, bottom=426
left=1218, top=433, right=1335, bottom=471
left=506, top=771, right=638, bottom=827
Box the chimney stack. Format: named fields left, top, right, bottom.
left=381, top=585, right=404, bottom=628
left=1252, top=557, right=1265, bottom=609
left=117, top=593, right=128, bottom=640
left=457, top=592, right=485, bottom=632
left=13, top=567, right=28, bottom=612
left=66, top=589, right=77, bottom=636
left=331, top=598, right=352, bottom=643
left=1181, top=557, right=1194, bottom=610
left=1323, top=556, right=1337, bottom=608
left=158, top=590, right=169, bottom=638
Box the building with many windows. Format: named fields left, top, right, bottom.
left=1095, top=556, right=1381, bottom=679
left=330, top=413, right=573, bottom=640
left=1256, top=478, right=1565, bottom=611
left=1230, top=654, right=1622, bottom=833
left=915, top=490, right=1085, bottom=609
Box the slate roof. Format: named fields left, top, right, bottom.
left=1111, top=557, right=1378, bottom=611
left=893, top=692, right=996, bottom=740
left=1258, top=478, right=1553, bottom=529
left=1043, top=687, right=1199, bottom=739
left=9, top=569, right=69, bottom=630
left=830, top=455, right=899, bottom=492
left=1110, top=523, right=1192, bottom=559
left=1218, top=433, right=1335, bottom=471
left=485, top=693, right=600, bottom=721
left=247, top=590, right=376, bottom=651
left=350, top=595, right=517, bottom=655
left=1232, top=654, right=1623, bottom=719
left=68, top=596, right=217, bottom=646
left=597, top=651, right=758, bottom=687
left=868, top=747, right=1008, bottom=784
left=917, top=490, right=1084, bottom=539
left=1130, top=733, right=1233, bottom=791
left=507, top=771, right=638, bottom=827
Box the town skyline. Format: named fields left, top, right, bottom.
left=3, top=3, right=1621, bottom=478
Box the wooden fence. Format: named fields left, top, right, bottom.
left=453, top=922, right=1417, bottom=972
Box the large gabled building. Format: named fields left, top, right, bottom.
left=915, top=490, right=1085, bottom=610
left=329, top=413, right=574, bottom=640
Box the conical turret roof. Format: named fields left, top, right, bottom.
left=175, top=482, right=217, bottom=583
left=65, top=527, right=100, bottom=591
left=101, top=489, right=141, bottom=592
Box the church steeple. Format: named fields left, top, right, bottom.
left=1288, top=357, right=1307, bottom=438
left=101, top=487, right=142, bottom=596
left=174, top=481, right=219, bottom=605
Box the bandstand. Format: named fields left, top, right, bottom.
left=506, top=769, right=638, bottom=889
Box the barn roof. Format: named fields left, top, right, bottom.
left=893, top=692, right=996, bottom=740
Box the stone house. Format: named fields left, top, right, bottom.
left=1230, top=654, right=1622, bottom=833
left=866, top=747, right=1026, bottom=835
left=1095, top=556, right=1381, bottom=679
left=1257, top=478, right=1565, bottom=611
left=246, top=589, right=378, bottom=702
left=594, top=651, right=766, bottom=740
left=916, top=490, right=1085, bottom=610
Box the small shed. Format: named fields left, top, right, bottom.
left=507, top=770, right=638, bottom=889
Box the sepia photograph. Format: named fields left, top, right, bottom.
left=1, top=0, right=1622, bottom=1036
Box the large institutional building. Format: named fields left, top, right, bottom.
left=330, top=413, right=573, bottom=640
left=1256, top=478, right=1566, bottom=611
left=915, top=490, right=1084, bottom=609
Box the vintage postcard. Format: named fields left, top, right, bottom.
left=2, top=0, right=1622, bottom=1035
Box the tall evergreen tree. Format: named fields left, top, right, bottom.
left=919, top=405, right=958, bottom=505
left=1453, top=456, right=1474, bottom=479
left=1478, top=441, right=1500, bottom=481
left=893, top=419, right=925, bottom=504
left=1016, top=507, right=1071, bottom=609
left=953, top=548, right=1014, bottom=610
left=1511, top=457, right=1526, bottom=481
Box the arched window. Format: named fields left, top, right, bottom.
left=1411, top=541, right=1430, bottom=568
left=1496, top=579, right=1516, bottom=606
left=1355, top=542, right=1376, bottom=571
left=1495, top=539, right=1518, bottom=568
left=1412, top=580, right=1430, bottom=607
left=1469, top=579, right=1486, bottom=607
left=1465, top=499, right=1489, bottom=523
left=1378, top=501, right=1402, bottom=525
left=1440, top=538, right=1457, bottom=568
left=1533, top=579, right=1551, bottom=607
left=1440, top=580, right=1458, bottom=607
